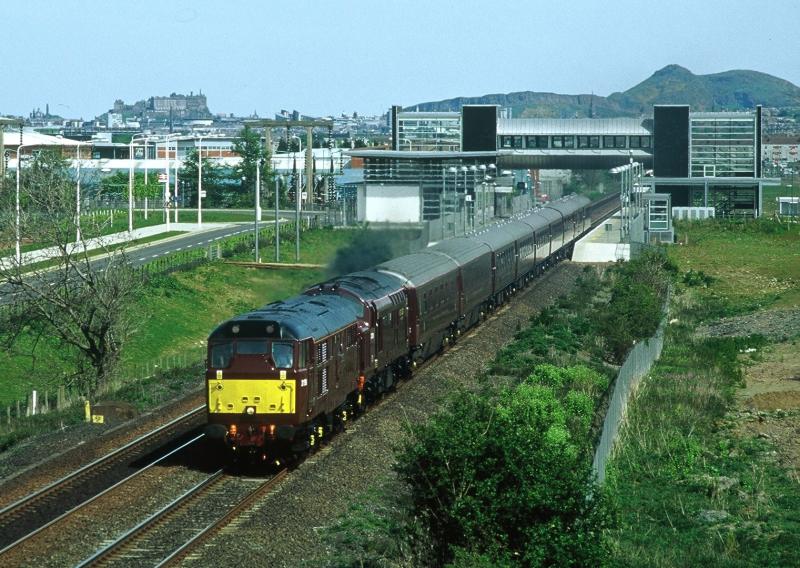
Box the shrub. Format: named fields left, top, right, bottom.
left=396, top=386, right=613, bottom=566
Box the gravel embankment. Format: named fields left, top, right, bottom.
left=186, top=262, right=587, bottom=568
left=0, top=391, right=203, bottom=509
left=696, top=308, right=800, bottom=341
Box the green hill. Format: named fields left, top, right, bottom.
left=410, top=65, right=800, bottom=117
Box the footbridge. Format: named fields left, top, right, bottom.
left=496, top=117, right=654, bottom=170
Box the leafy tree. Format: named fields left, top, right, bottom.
left=179, top=148, right=220, bottom=207
left=395, top=383, right=613, bottom=566
left=0, top=150, right=142, bottom=395
left=99, top=171, right=162, bottom=200
left=231, top=125, right=274, bottom=207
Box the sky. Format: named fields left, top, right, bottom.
left=1, top=0, right=798, bottom=120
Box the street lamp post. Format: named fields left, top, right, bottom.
left=478, top=165, right=487, bottom=227
left=469, top=165, right=477, bottom=231
left=488, top=164, right=496, bottom=225
left=440, top=167, right=446, bottom=240
left=448, top=166, right=457, bottom=237
left=128, top=133, right=152, bottom=233
left=174, top=138, right=180, bottom=224
left=197, top=134, right=205, bottom=227
left=74, top=140, right=91, bottom=242
left=291, top=135, right=302, bottom=262
left=15, top=143, right=35, bottom=264
left=160, top=134, right=180, bottom=231
left=275, top=175, right=282, bottom=262
left=460, top=166, right=468, bottom=234
left=254, top=154, right=262, bottom=263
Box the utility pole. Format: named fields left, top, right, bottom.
left=295, top=171, right=301, bottom=262
left=275, top=176, right=281, bottom=262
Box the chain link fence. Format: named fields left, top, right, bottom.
left=592, top=290, right=670, bottom=484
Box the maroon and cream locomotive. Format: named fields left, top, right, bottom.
left=205, top=194, right=618, bottom=460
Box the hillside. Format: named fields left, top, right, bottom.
left=410, top=65, right=800, bottom=117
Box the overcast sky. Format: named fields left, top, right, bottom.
left=2, top=0, right=798, bottom=120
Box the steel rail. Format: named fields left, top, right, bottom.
left=75, top=469, right=226, bottom=567
left=0, top=404, right=205, bottom=530
left=155, top=468, right=289, bottom=567
left=0, top=433, right=205, bottom=557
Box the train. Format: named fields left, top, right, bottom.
left=205, top=193, right=619, bottom=461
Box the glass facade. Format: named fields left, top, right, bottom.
left=499, top=134, right=650, bottom=150
left=690, top=114, right=757, bottom=178
left=397, top=113, right=461, bottom=152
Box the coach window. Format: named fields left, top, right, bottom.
left=297, top=342, right=307, bottom=369
left=272, top=341, right=294, bottom=368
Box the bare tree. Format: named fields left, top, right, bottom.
left=0, top=150, right=142, bottom=395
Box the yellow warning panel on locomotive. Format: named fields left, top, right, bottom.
left=208, top=378, right=296, bottom=415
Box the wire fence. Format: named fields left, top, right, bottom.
left=0, top=349, right=207, bottom=435
left=137, top=217, right=319, bottom=278
left=592, top=289, right=670, bottom=485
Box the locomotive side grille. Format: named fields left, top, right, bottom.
left=320, top=368, right=329, bottom=395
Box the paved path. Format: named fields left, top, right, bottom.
left=0, top=223, right=239, bottom=270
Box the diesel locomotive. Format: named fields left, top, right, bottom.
left=205, top=193, right=618, bottom=460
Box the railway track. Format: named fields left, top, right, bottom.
left=0, top=405, right=205, bottom=552
left=77, top=469, right=288, bottom=567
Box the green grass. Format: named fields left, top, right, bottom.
left=606, top=315, right=800, bottom=567
left=670, top=219, right=800, bottom=311
left=0, top=227, right=358, bottom=407
left=609, top=218, right=800, bottom=566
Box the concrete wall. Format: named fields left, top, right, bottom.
left=360, top=184, right=421, bottom=223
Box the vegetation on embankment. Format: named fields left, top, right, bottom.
left=317, top=253, right=674, bottom=568
left=607, top=218, right=800, bottom=566
left=0, top=228, right=359, bottom=417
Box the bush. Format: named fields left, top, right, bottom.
left=395, top=385, right=613, bottom=566
left=596, top=251, right=672, bottom=363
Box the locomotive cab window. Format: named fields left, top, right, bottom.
left=211, top=342, right=233, bottom=368
left=272, top=341, right=294, bottom=369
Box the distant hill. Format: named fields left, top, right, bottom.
left=409, top=65, right=800, bottom=118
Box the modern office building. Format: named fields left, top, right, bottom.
left=390, top=105, right=461, bottom=151
left=351, top=102, right=772, bottom=225
left=651, top=105, right=767, bottom=216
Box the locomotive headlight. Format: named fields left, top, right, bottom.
left=246, top=406, right=256, bottom=415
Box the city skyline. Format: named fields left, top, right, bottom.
left=1, top=0, right=799, bottom=120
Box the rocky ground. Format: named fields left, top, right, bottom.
left=183, top=262, right=588, bottom=568
left=734, top=336, right=800, bottom=484
left=704, top=307, right=800, bottom=485
left=696, top=308, right=800, bottom=341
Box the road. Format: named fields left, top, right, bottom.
left=0, top=223, right=258, bottom=306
